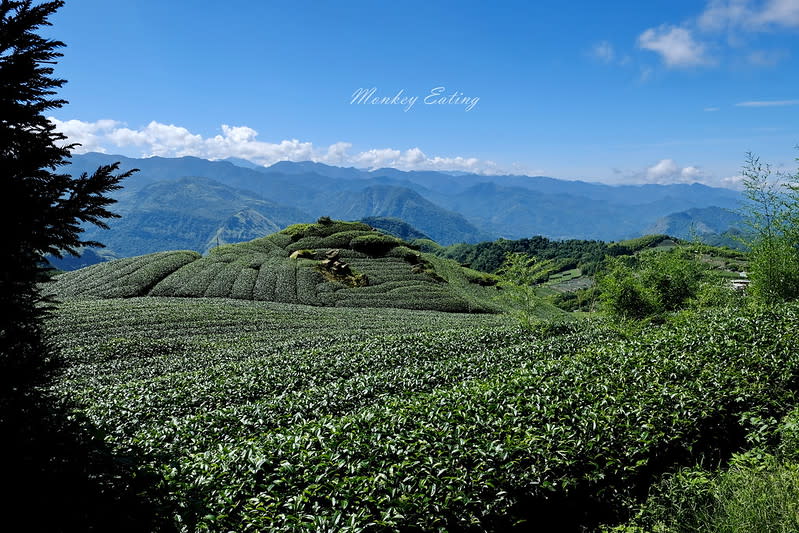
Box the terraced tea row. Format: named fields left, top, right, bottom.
left=45, top=298, right=799, bottom=531
left=47, top=220, right=503, bottom=313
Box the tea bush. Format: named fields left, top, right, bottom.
left=44, top=299, right=799, bottom=531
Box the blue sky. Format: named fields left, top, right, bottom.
left=45, top=0, right=799, bottom=187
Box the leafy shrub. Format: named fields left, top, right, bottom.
left=47, top=251, right=201, bottom=298
left=412, top=238, right=444, bottom=254
left=252, top=265, right=277, bottom=301
left=286, top=230, right=367, bottom=252
left=778, top=407, right=799, bottom=461
left=690, top=280, right=744, bottom=309
left=349, top=233, right=404, bottom=256
left=619, top=454, right=799, bottom=533
left=386, top=245, right=421, bottom=263
left=463, top=267, right=498, bottom=286
left=747, top=238, right=799, bottom=304
left=274, top=263, right=298, bottom=302
left=611, top=234, right=673, bottom=253
left=281, top=220, right=372, bottom=241
left=599, top=250, right=704, bottom=319
left=44, top=300, right=799, bottom=531
left=230, top=268, right=258, bottom=299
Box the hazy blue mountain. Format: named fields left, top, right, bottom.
left=259, top=160, right=742, bottom=240
left=361, top=216, right=432, bottom=241
left=81, top=176, right=309, bottom=257
left=65, top=153, right=287, bottom=195
left=266, top=160, right=368, bottom=180
left=45, top=247, right=118, bottom=271
left=645, top=206, right=743, bottom=240
left=67, top=154, right=744, bottom=247
left=324, top=186, right=489, bottom=244
left=204, top=208, right=281, bottom=253
left=360, top=167, right=741, bottom=208
left=429, top=182, right=739, bottom=241
left=221, top=157, right=265, bottom=170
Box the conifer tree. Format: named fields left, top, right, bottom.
left=0, top=0, right=136, bottom=391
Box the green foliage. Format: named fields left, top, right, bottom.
left=49, top=221, right=496, bottom=312
left=550, top=286, right=599, bottom=312
left=612, top=234, right=674, bottom=253
left=497, top=252, right=555, bottom=285
left=462, top=267, right=499, bottom=286
left=690, top=280, right=744, bottom=310
left=598, top=257, right=660, bottom=319
left=45, top=251, right=199, bottom=299
left=286, top=230, right=366, bottom=252
left=361, top=216, right=432, bottom=241
left=748, top=238, right=799, bottom=304
left=495, top=253, right=558, bottom=328
left=44, top=299, right=799, bottom=531
left=412, top=238, right=445, bottom=254
left=621, top=454, right=799, bottom=533
left=640, top=250, right=704, bottom=311
left=599, top=250, right=704, bottom=319
left=349, top=233, right=404, bottom=256
left=0, top=0, right=136, bottom=388
left=281, top=220, right=371, bottom=241
left=437, top=235, right=611, bottom=275
left=386, top=245, right=422, bottom=263
left=737, top=152, right=799, bottom=304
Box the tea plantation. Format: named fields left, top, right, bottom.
left=47, top=220, right=511, bottom=314
left=43, top=295, right=799, bottom=531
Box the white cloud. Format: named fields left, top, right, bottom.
left=735, top=99, right=799, bottom=106
left=592, top=41, right=615, bottom=62
left=642, top=159, right=713, bottom=184
left=639, top=1, right=799, bottom=71
left=699, top=0, right=799, bottom=31
left=49, top=118, right=506, bottom=175
left=698, top=0, right=752, bottom=31
left=607, top=159, right=738, bottom=187
left=759, top=0, right=799, bottom=27
left=323, top=142, right=352, bottom=165
left=720, top=174, right=746, bottom=188
left=704, top=106, right=720, bottom=111
left=638, top=25, right=711, bottom=67
left=107, top=121, right=204, bottom=156
left=350, top=148, right=402, bottom=169
left=646, top=159, right=681, bottom=180
left=680, top=165, right=703, bottom=179
left=51, top=118, right=122, bottom=153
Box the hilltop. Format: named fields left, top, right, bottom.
left=48, top=219, right=538, bottom=314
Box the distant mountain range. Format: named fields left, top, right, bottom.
left=645, top=206, right=743, bottom=239
left=78, top=176, right=308, bottom=258
left=62, top=153, right=745, bottom=263
left=361, top=217, right=432, bottom=241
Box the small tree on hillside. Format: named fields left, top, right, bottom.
left=598, top=256, right=659, bottom=320
left=737, top=152, right=799, bottom=304
left=0, top=0, right=136, bottom=391
left=598, top=250, right=704, bottom=319
left=495, top=252, right=554, bottom=328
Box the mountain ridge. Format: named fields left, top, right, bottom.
left=66, top=153, right=743, bottom=254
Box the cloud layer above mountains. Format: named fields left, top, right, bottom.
left=51, top=118, right=742, bottom=188
left=50, top=118, right=504, bottom=175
